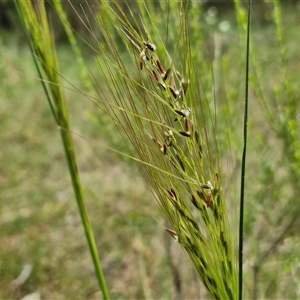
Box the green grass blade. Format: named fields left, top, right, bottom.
left=239, top=1, right=251, bottom=299
left=14, top=1, right=109, bottom=299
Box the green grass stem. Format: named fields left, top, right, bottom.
left=239, top=1, right=251, bottom=299
left=14, top=2, right=109, bottom=299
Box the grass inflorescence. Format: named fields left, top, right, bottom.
left=87, top=1, right=239, bottom=298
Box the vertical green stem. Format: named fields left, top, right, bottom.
left=239, top=1, right=251, bottom=299
left=14, top=2, right=110, bottom=299
left=59, top=122, right=110, bottom=300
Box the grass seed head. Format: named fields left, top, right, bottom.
left=144, top=41, right=156, bottom=52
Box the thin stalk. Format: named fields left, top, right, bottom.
left=239, top=1, right=251, bottom=300
left=59, top=121, right=110, bottom=300
left=14, top=2, right=109, bottom=299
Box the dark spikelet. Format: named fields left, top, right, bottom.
left=198, top=264, right=206, bottom=278
left=175, top=153, right=185, bottom=170
left=167, top=188, right=177, bottom=200
left=174, top=204, right=200, bottom=232
left=206, top=193, right=212, bottom=208
left=196, top=189, right=206, bottom=200
left=200, top=256, right=207, bottom=269
left=144, top=41, right=156, bottom=51
left=207, top=276, right=217, bottom=290
left=156, top=59, right=165, bottom=73
left=170, top=75, right=176, bottom=89
left=140, top=49, right=149, bottom=62
left=171, top=188, right=178, bottom=200
left=188, top=216, right=199, bottom=231
left=159, top=82, right=167, bottom=90
left=174, top=109, right=186, bottom=118
left=169, top=86, right=180, bottom=99
left=203, top=278, right=210, bottom=290
left=160, top=144, right=165, bottom=153
left=179, top=130, right=190, bottom=137
left=166, top=228, right=179, bottom=241
left=191, top=194, right=200, bottom=209
left=163, top=67, right=171, bottom=81
left=151, top=70, right=166, bottom=90
left=201, top=183, right=210, bottom=189
left=220, top=231, right=228, bottom=255
left=190, top=243, right=200, bottom=256
left=213, top=292, right=221, bottom=300
left=194, top=229, right=205, bottom=243
left=152, top=69, right=160, bottom=82
left=184, top=118, right=189, bottom=133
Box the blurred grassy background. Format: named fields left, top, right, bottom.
left=1, top=1, right=300, bottom=299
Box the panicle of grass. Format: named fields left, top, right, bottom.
left=79, top=1, right=238, bottom=298
left=14, top=1, right=110, bottom=299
